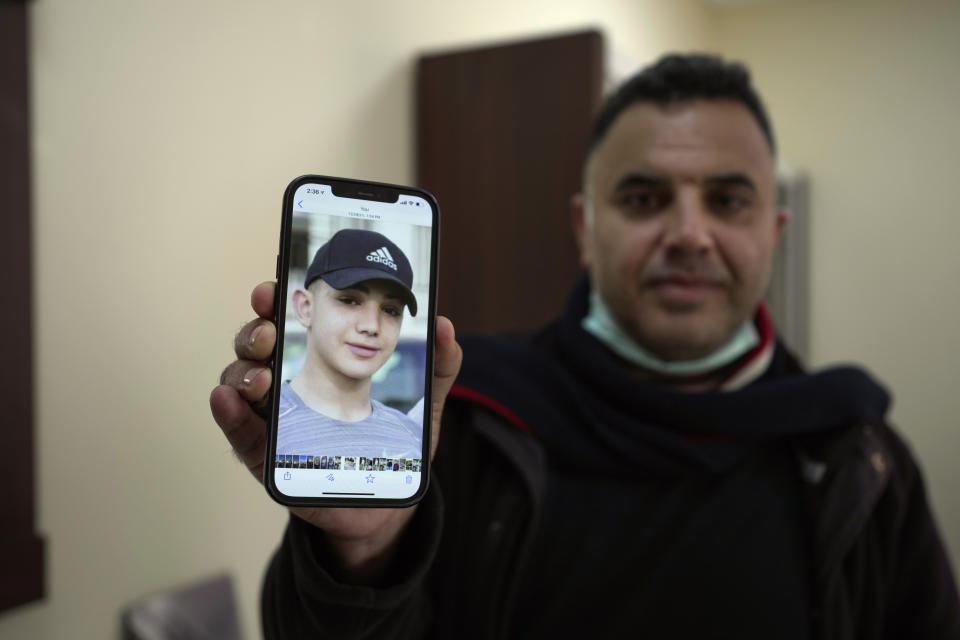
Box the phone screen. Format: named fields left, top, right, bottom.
left=266, top=176, right=438, bottom=506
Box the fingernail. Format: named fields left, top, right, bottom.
left=250, top=325, right=263, bottom=346
left=243, top=368, right=266, bottom=387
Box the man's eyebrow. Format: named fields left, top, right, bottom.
left=614, top=173, right=667, bottom=190
left=705, top=173, right=756, bottom=190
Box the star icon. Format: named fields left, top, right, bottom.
left=365, top=474, right=375, bottom=484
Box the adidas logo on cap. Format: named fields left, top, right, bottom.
left=365, top=247, right=397, bottom=271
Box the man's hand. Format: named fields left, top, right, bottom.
left=209, top=281, right=462, bottom=582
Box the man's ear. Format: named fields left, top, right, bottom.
left=773, top=206, right=791, bottom=246
left=291, top=287, right=312, bottom=328
left=570, top=193, right=592, bottom=269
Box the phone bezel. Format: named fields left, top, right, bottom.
left=263, top=174, right=440, bottom=508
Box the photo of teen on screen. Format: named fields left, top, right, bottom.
left=276, top=229, right=423, bottom=459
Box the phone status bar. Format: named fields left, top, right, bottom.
left=293, top=184, right=433, bottom=227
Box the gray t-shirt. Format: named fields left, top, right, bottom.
left=277, top=381, right=422, bottom=458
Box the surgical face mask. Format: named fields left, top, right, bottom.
left=582, top=288, right=758, bottom=377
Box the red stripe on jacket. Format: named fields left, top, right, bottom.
left=448, top=384, right=536, bottom=437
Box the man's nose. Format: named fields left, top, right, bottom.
left=355, top=303, right=380, bottom=335
left=663, top=194, right=713, bottom=254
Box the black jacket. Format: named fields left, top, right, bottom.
left=262, top=284, right=960, bottom=639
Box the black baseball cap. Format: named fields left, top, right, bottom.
left=304, top=229, right=418, bottom=316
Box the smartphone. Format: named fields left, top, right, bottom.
left=264, top=175, right=439, bottom=507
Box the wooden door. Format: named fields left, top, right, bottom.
left=417, top=30, right=604, bottom=334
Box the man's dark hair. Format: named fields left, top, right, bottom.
left=589, top=53, right=776, bottom=155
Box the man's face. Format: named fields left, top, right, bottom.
left=293, top=278, right=404, bottom=382
left=574, top=99, right=787, bottom=361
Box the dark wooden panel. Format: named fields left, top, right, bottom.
left=0, top=536, right=44, bottom=612
left=0, top=0, right=45, bottom=612
left=417, top=31, right=604, bottom=333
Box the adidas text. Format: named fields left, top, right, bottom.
left=366, top=247, right=397, bottom=271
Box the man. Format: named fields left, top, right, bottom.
left=211, top=54, right=960, bottom=638
left=278, top=228, right=422, bottom=460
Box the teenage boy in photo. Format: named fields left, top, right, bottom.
left=277, top=229, right=423, bottom=460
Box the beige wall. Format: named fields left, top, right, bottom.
left=4, top=1, right=711, bottom=638
left=712, top=0, right=960, bottom=570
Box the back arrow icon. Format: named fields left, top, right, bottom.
left=297, top=200, right=303, bottom=208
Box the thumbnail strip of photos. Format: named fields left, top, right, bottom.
left=276, top=454, right=422, bottom=472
